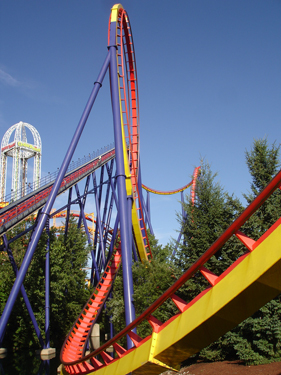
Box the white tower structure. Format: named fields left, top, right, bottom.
left=0, top=121, right=42, bottom=202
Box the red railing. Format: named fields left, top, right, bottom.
left=0, top=150, right=115, bottom=231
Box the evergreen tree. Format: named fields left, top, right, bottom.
left=0, top=216, right=91, bottom=350
left=198, top=139, right=281, bottom=365
left=232, top=139, right=281, bottom=364
left=175, top=160, right=244, bottom=303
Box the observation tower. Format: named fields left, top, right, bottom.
left=0, top=121, right=42, bottom=202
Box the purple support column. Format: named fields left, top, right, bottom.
left=147, top=192, right=150, bottom=221
left=109, top=32, right=135, bottom=348
left=75, top=184, right=92, bottom=245
left=106, top=213, right=119, bottom=264
left=172, top=191, right=186, bottom=256
left=77, top=175, right=90, bottom=229
left=45, top=219, right=50, bottom=349
left=0, top=51, right=110, bottom=343
left=102, top=161, right=115, bottom=250
left=92, top=172, right=106, bottom=268
left=141, top=192, right=154, bottom=236
left=64, top=187, right=72, bottom=238
left=3, top=235, right=45, bottom=348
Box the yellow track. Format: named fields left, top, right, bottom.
left=61, top=217, right=281, bottom=374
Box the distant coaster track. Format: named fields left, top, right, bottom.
left=0, top=149, right=115, bottom=237
left=142, top=166, right=201, bottom=197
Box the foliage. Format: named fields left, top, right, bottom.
left=197, top=139, right=281, bottom=365
left=175, top=159, right=244, bottom=303
left=234, top=138, right=281, bottom=364
left=0, top=216, right=91, bottom=350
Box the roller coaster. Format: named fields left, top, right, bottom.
left=1, top=4, right=281, bottom=375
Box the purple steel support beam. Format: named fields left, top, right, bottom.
left=90, top=248, right=100, bottom=287
left=132, top=237, right=138, bottom=262
left=106, top=213, right=120, bottom=264
left=172, top=191, right=186, bottom=256
left=100, top=162, right=113, bottom=246
left=64, top=187, right=72, bottom=238
left=109, top=27, right=135, bottom=348
left=109, top=292, right=114, bottom=358
left=102, top=160, right=116, bottom=249
left=45, top=219, right=50, bottom=349
left=75, top=184, right=92, bottom=245
left=0, top=50, right=110, bottom=343
left=181, top=191, right=187, bottom=219
left=136, top=159, right=147, bottom=242
left=2, top=235, right=45, bottom=348
left=141, top=191, right=154, bottom=236
left=92, top=172, right=106, bottom=268
left=77, top=175, right=90, bottom=229
left=96, top=166, right=106, bottom=267
left=182, top=190, right=187, bottom=248
left=0, top=222, right=36, bottom=251
left=98, top=165, right=105, bottom=207
left=147, top=192, right=151, bottom=227
left=127, top=195, right=136, bottom=338
left=105, top=163, right=119, bottom=207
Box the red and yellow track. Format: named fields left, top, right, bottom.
left=60, top=5, right=281, bottom=374
left=60, top=168, right=281, bottom=375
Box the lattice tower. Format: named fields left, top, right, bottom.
left=0, top=121, right=42, bottom=201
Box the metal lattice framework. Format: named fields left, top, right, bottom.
left=0, top=121, right=42, bottom=202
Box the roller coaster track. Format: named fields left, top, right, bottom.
left=61, top=238, right=121, bottom=367
left=60, top=166, right=281, bottom=375
left=141, top=166, right=201, bottom=196
left=0, top=149, right=115, bottom=236
left=58, top=5, right=281, bottom=375
left=1, top=4, right=281, bottom=375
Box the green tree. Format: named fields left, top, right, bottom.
left=197, top=139, right=281, bottom=365
left=232, top=139, right=281, bottom=365
left=0, top=216, right=91, bottom=350
left=175, top=160, right=244, bottom=303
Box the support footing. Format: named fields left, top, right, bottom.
left=0, top=348, right=7, bottom=358
left=41, top=347, right=56, bottom=359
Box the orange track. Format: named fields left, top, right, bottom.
left=61, top=241, right=122, bottom=372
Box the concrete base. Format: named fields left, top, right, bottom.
left=90, top=323, right=100, bottom=351
left=106, top=345, right=114, bottom=353
left=0, top=348, right=7, bottom=359
left=41, top=347, right=56, bottom=359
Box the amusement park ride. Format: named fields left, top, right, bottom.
left=1, top=4, right=281, bottom=375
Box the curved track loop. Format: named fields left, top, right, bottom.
left=61, top=169, right=281, bottom=374
left=61, top=239, right=121, bottom=369
left=142, top=167, right=201, bottom=196
left=110, top=5, right=152, bottom=261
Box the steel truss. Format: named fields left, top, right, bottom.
left=0, top=3, right=193, bottom=364
left=0, top=4, right=150, bottom=352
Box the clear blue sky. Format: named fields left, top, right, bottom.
left=1, top=1, right=280, bottom=245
